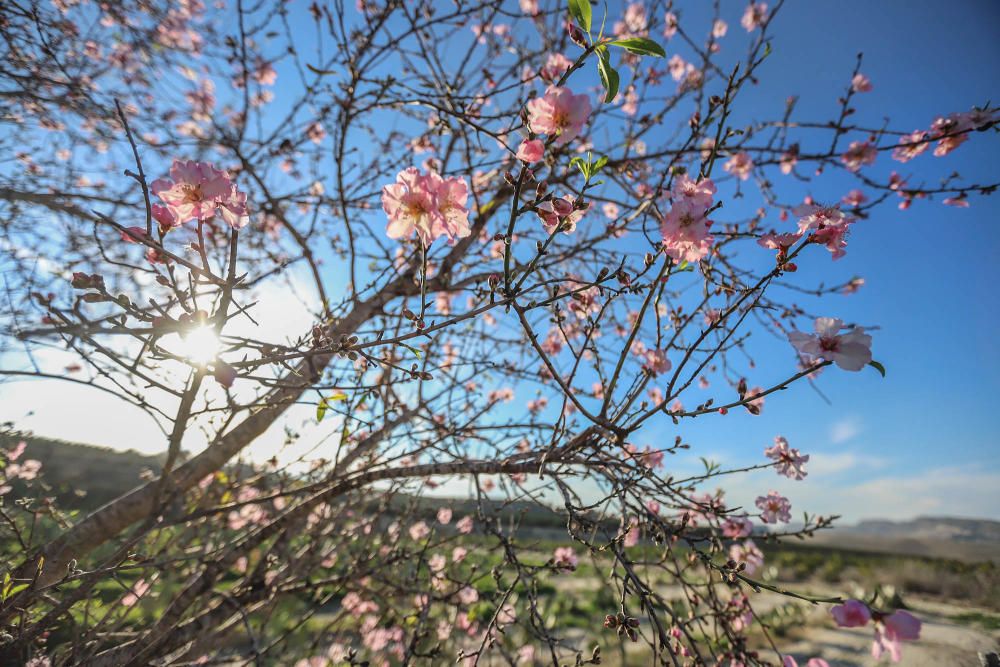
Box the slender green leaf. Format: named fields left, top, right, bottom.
left=316, top=392, right=348, bottom=421
left=868, top=360, right=886, bottom=377
left=608, top=37, right=666, bottom=57
left=567, top=0, right=592, bottom=32
left=596, top=49, right=619, bottom=103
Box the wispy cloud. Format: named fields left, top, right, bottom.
left=829, top=417, right=862, bottom=444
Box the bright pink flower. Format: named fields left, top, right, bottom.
left=526, top=86, right=591, bottom=146
left=723, top=151, right=754, bottom=180
left=151, top=160, right=233, bottom=224
left=381, top=167, right=471, bottom=245
left=788, top=317, right=872, bottom=371
left=871, top=610, right=921, bottom=662
left=830, top=599, right=872, bottom=628
left=851, top=73, right=872, bottom=93
left=764, top=436, right=809, bottom=480
left=151, top=204, right=179, bottom=231
left=516, top=138, right=545, bottom=163
left=741, top=2, right=768, bottom=31
left=841, top=140, right=877, bottom=172
left=755, top=490, right=791, bottom=523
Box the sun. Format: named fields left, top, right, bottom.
left=181, top=325, right=221, bottom=365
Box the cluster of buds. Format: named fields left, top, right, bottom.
left=603, top=612, right=640, bottom=642
left=722, top=558, right=749, bottom=584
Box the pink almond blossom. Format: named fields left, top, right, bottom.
left=830, top=599, right=872, bottom=628
left=741, top=3, right=768, bottom=31
left=764, top=436, right=809, bottom=480
left=723, top=151, right=754, bottom=180
left=381, top=167, right=471, bottom=245
left=755, top=490, right=791, bottom=523
left=151, top=160, right=237, bottom=225
left=526, top=86, right=591, bottom=146
left=788, top=317, right=872, bottom=371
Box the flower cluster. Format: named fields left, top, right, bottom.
left=660, top=174, right=716, bottom=263
left=151, top=160, right=250, bottom=230
left=789, top=317, right=873, bottom=371
left=381, top=167, right=472, bottom=246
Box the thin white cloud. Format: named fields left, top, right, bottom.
left=829, top=417, right=862, bottom=444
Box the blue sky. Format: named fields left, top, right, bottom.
left=1, top=1, right=997, bottom=522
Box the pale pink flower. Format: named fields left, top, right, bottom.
left=663, top=11, right=678, bottom=38
left=892, top=130, right=930, bottom=162
left=306, top=121, right=326, bottom=144
left=408, top=521, right=430, bottom=541
left=671, top=174, right=716, bottom=209
left=516, top=138, right=545, bottom=163
left=552, top=546, right=578, bottom=570
left=764, top=436, right=809, bottom=480
left=788, top=317, right=872, bottom=371
left=660, top=199, right=714, bottom=263
left=722, top=516, right=753, bottom=538
left=602, top=202, right=620, bottom=219
left=643, top=349, right=671, bottom=375
left=757, top=231, right=802, bottom=255
left=755, top=491, right=791, bottom=524
left=457, top=585, right=479, bottom=605
left=526, top=86, right=591, bottom=145
left=841, top=189, right=868, bottom=207
left=851, top=73, right=872, bottom=93
left=841, top=140, right=877, bottom=172
left=452, top=546, right=468, bottom=563
left=729, top=539, right=764, bottom=574
left=831, top=599, right=872, bottom=627
left=381, top=167, right=471, bottom=245
left=436, top=507, right=452, bottom=524
left=712, top=19, right=728, bottom=38
left=613, top=2, right=649, bottom=37
left=539, top=53, right=573, bottom=83
left=151, top=160, right=233, bottom=224
left=741, top=3, right=768, bottom=31
left=456, top=515, right=474, bottom=534
left=520, top=0, right=539, bottom=16
left=723, top=151, right=754, bottom=180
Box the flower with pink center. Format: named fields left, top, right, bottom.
left=741, top=2, right=768, bottom=31
left=841, top=140, right=877, bottom=172
left=408, top=521, right=430, bottom=541
left=516, top=138, right=544, bottom=163
left=755, top=490, right=791, bottom=524
left=536, top=194, right=588, bottom=234
left=151, top=160, right=233, bottom=223
left=671, top=174, right=716, bottom=209
left=872, top=610, right=922, bottom=662
left=764, top=436, right=809, bottom=480
left=436, top=507, right=452, bottom=524
left=613, top=2, right=649, bottom=37
left=892, top=130, right=930, bottom=162
left=757, top=231, right=802, bottom=255
left=381, top=167, right=471, bottom=245
left=723, top=151, right=754, bottom=180
left=553, top=546, right=578, bottom=570
left=831, top=599, right=871, bottom=628
left=793, top=203, right=855, bottom=259
left=841, top=189, right=868, bottom=207
left=788, top=317, right=872, bottom=371
left=539, top=52, right=573, bottom=83
left=660, top=199, right=714, bottom=263
left=151, top=204, right=179, bottom=232
left=851, top=73, right=873, bottom=93
left=526, top=86, right=591, bottom=146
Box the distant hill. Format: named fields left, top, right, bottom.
left=1, top=433, right=166, bottom=512
left=811, top=517, right=1000, bottom=563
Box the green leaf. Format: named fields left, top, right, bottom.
left=868, top=360, right=886, bottom=377
left=316, top=392, right=348, bottom=421
left=608, top=37, right=666, bottom=57
left=569, top=156, right=588, bottom=179
left=567, top=0, right=592, bottom=33
left=596, top=49, right=619, bottom=103
left=592, top=155, right=608, bottom=173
